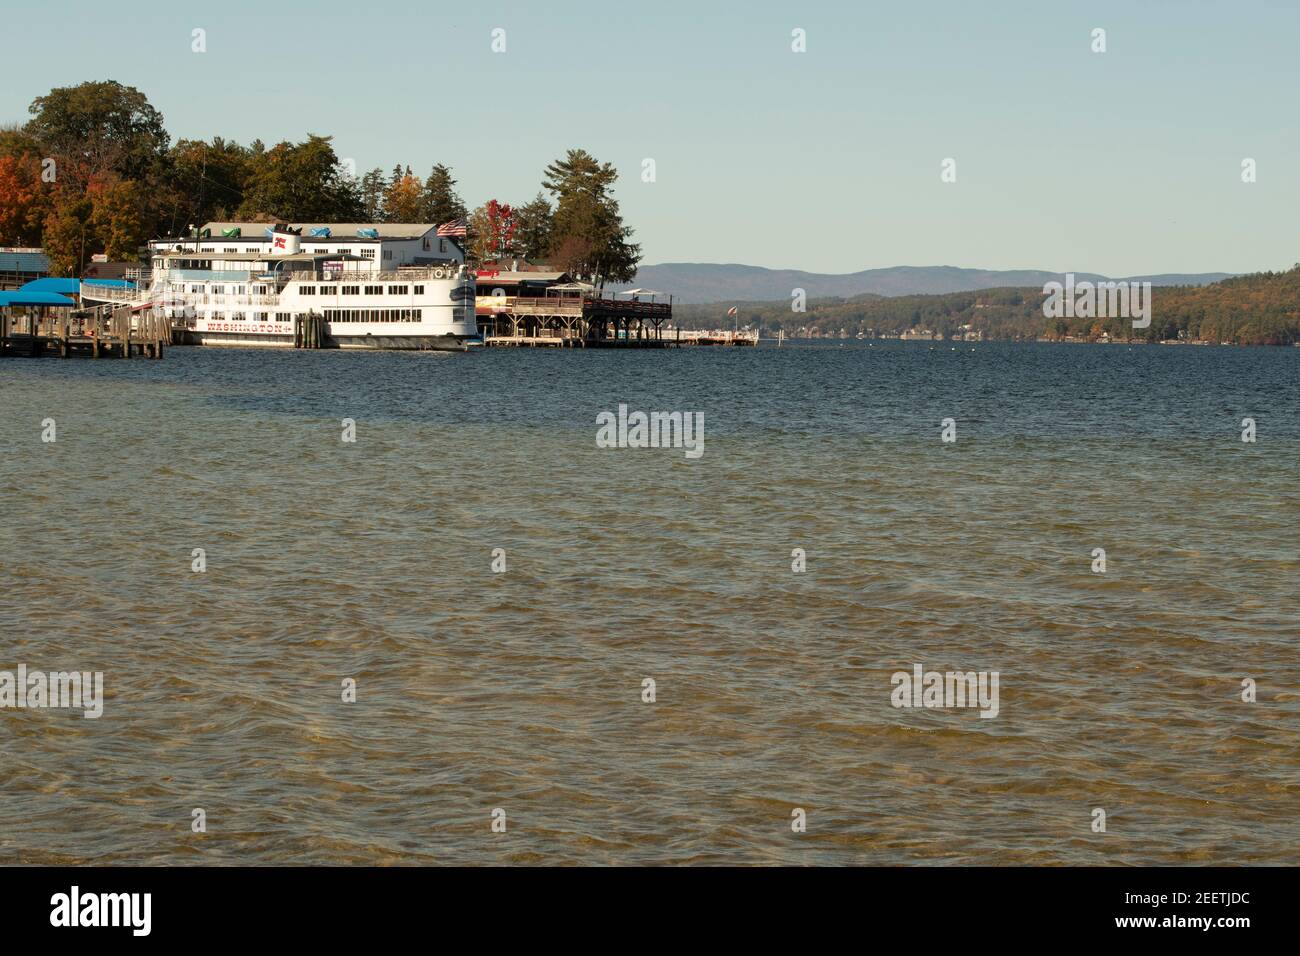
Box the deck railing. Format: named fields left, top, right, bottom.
left=511, top=296, right=585, bottom=315
left=298, top=266, right=467, bottom=283
left=507, top=295, right=672, bottom=317
left=80, top=285, right=148, bottom=303
left=80, top=285, right=282, bottom=308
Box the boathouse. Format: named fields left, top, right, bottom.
left=474, top=268, right=675, bottom=347
left=0, top=248, right=50, bottom=291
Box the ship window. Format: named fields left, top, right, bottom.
left=342, top=286, right=358, bottom=295
left=301, top=286, right=316, bottom=295
left=364, top=285, right=382, bottom=295
left=213, top=285, right=224, bottom=294
left=413, top=285, right=424, bottom=295
left=390, top=285, right=408, bottom=295
left=319, top=284, right=335, bottom=293
left=360, top=249, right=375, bottom=259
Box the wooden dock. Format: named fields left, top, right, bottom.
left=0, top=307, right=170, bottom=359
left=479, top=292, right=759, bottom=348
left=483, top=327, right=756, bottom=348
left=481, top=293, right=677, bottom=348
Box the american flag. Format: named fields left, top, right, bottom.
left=436, top=219, right=468, bottom=237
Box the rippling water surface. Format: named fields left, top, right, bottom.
left=1, top=341, right=1297, bottom=865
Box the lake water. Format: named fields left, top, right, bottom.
left=1, top=341, right=1297, bottom=864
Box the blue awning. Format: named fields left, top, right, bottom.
left=18, top=277, right=134, bottom=296
left=0, top=290, right=77, bottom=307
left=19, top=277, right=80, bottom=294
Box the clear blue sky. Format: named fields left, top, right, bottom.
left=4, top=0, right=1296, bottom=275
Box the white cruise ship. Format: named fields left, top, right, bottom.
left=82, top=222, right=478, bottom=350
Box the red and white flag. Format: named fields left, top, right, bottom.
left=436, top=219, right=468, bottom=237
left=727, top=306, right=738, bottom=317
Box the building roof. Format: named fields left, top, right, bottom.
left=158, top=250, right=364, bottom=262
left=83, top=261, right=134, bottom=280
left=0, top=250, right=50, bottom=273
left=201, top=222, right=435, bottom=240
left=474, top=271, right=570, bottom=285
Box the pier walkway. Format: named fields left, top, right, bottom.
left=0, top=306, right=170, bottom=359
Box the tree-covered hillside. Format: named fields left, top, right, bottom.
left=676, top=269, right=1300, bottom=346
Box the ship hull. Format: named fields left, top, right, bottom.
left=180, top=330, right=473, bottom=351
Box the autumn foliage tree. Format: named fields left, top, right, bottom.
left=483, top=200, right=517, bottom=260
left=0, top=151, right=50, bottom=246
left=382, top=167, right=424, bottom=222
left=40, top=194, right=95, bottom=276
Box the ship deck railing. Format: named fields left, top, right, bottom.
left=294, top=266, right=467, bottom=283
left=82, top=286, right=283, bottom=308
left=80, top=285, right=152, bottom=304
left=146, top=265, right=468, bottom=286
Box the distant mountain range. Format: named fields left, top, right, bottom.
left=614, top=264, right=1235, bottom=304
